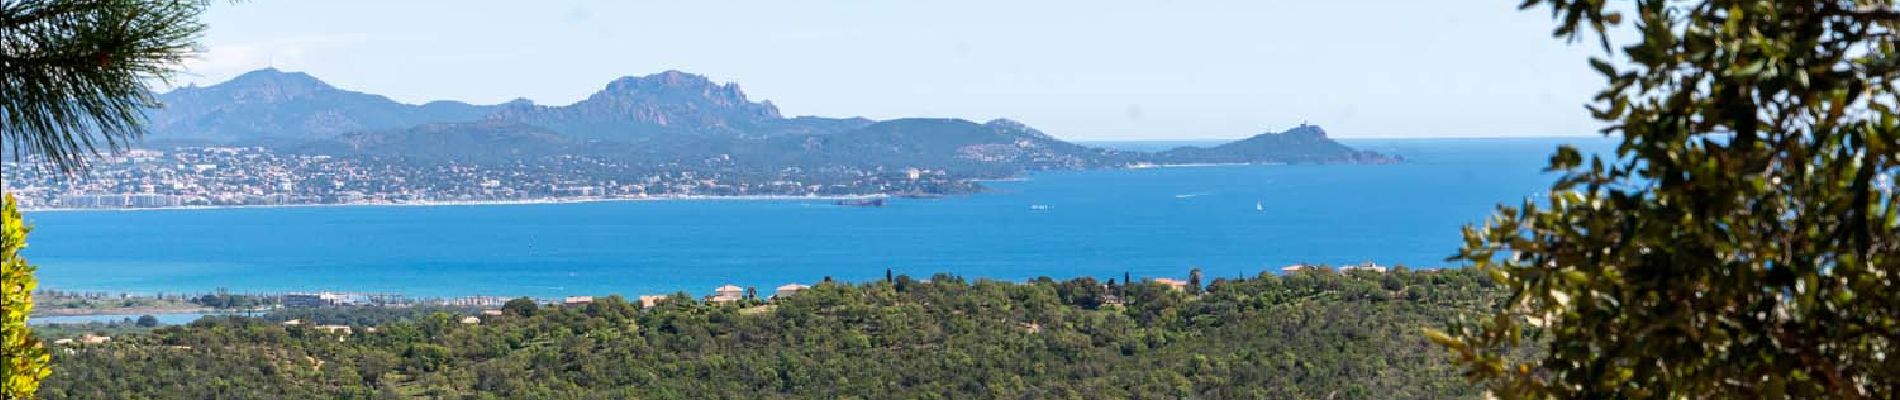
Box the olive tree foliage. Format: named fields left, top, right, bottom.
left=1, top=0, right=207, bottom=171
left=1428, top=0, right=1900, bottom=398
left=1, top=195, right=48, bottom=399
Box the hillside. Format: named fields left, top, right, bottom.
left=147, top=69, right=499, bottom=142
left=146, top=69, right=873, bottom=143
left=487, top=70, right=874, bottom=140
left=283, top=118, right=1385, bottom=178
left=1155, top=124, right=1399, bottom=164
left=750, top=118, right=1131, bottom=174
left=41, top=268, right=1493, bottom=399
left=293, top=120, right=593, bottom=162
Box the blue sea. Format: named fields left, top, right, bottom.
left=23, top=138, right=1611, bottom=299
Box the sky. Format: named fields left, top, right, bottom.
left=175, top=1, right=1609, bottom=140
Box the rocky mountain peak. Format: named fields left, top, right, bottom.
left=603, top=70, right=711, bottom=92
left=205, top=68, right=337, bottom=103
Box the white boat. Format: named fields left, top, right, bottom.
left=1029, top=204, right=1052, bottom=211
left=1255, top=201, right=1264, bottom=212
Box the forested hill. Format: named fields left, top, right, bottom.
left=1155, top=124, right=1398, bottom=165
left=42, top=268, right=1496, bottom=399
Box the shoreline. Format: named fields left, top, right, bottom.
left=34, top=307, right=227, bottom=317
left=14, top=163, right=1335, bottom=213
left=21, top=193, right=897, bottom=213
left=1126, top=162, right=1289, bottom=169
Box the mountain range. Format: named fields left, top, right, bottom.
left=144, top=69, right=1397, bottom=174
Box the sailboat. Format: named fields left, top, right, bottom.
left=1255, top=201, right=1264, bottom=212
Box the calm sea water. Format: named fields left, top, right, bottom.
left=23, top=138, right=1611, bottom=298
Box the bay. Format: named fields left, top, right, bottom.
left=22, top=137, right=1610, bottom=298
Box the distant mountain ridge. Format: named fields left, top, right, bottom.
left=486, top=70, right=872, bottom=140
left=147, top=69, right=869, bottom=142
left=148, top=69, right=497, bottom=141
left=142, top=69, right=1398, bottom=176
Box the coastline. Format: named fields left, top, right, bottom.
left=21, top=193, right=894, bottom=213
left=34, top=307, right=222, bottom=317
left=15, top=162, right=1353, bottom=213
left=1126, top=162, right=1290, bottom=169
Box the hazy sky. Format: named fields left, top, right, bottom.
left=176, top=1, right=1607, bottom=140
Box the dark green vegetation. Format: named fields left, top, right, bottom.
left=35, top=318, right=163, bottom=339
left=44, top=269, right=1495, bottom=399
left=1432, top=0, right=1900, bottom=398
left=2, top=195, right=51, bottom=398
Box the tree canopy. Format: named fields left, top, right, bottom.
left=0, top=0, right=206, bottom=170
left=1, top=195, right=50, bottom=399
left=43, top=269, right=1498, bottom=399
left=1430, top=1, right=1900, bottom=398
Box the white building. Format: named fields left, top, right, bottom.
left=774, top=283, right=811, bottom=299
left=710, top=285, right=745, bottom=303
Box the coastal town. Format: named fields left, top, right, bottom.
left=2, top=146, right=973, bottom=209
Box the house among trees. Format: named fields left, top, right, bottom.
left=78, top=334, right=111, bottom=344
left=459, top=316, right=481, bottom=324
left=314, top=325, right=353, bottom=335
left=1339, top=262, right=1388, bottom=273
left=1152, top=278, right=1190, bottom=291
left=480, top=309, right=504, bottom=316
left=709, top=285, right=744, bottom=303
left=563, top=296, right=594, bottom=305
left=774, top=283, right=810, bottom=299
left=637, top=295, right=669, bottom=308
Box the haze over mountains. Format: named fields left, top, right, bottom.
left=151, top=69, right=495, bottom=142
left=149, top=68, right=871, bottom=142
left=144, top=68, right=1396, bottom=171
